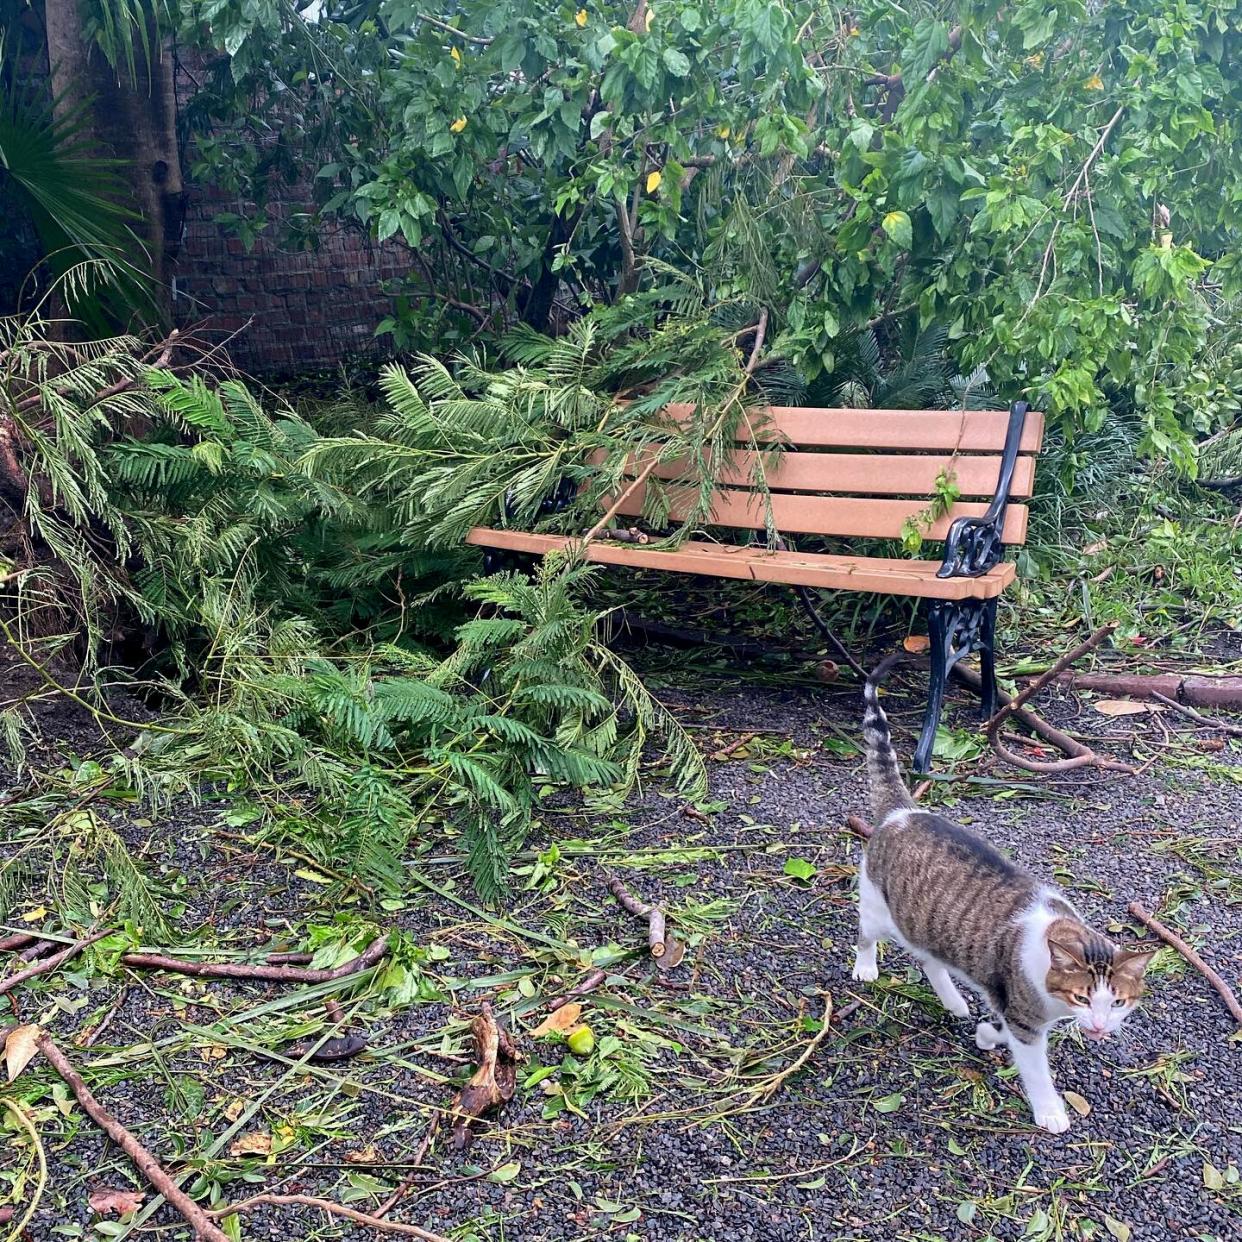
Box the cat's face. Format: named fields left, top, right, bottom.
left=1045, top=927, right=1154, bottom=1039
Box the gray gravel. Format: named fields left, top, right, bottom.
left=4, top=657, right=1240, bottom=1242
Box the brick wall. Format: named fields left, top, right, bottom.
left=174, top=178, right=410, bottom=378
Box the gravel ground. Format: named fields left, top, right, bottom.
left=3, top=653, right=1240, bottom=1242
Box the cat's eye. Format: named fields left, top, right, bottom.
left=1112, top=998, right=1126, bottom=1008
left=1072, top=993, right=1090, bottom=1005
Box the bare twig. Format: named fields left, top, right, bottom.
left=36, top=1033, right=231, bottom=1241
left=985, top=622, right=1117, bottom=730
left=213, top=1192, right=453, bottom=1240
left=741, top=993, right=833, bottom=1105
left=1149, top=692, right=1242, bottom=737
left=711, top=732, right=759, bottom=761
left=607, top=875, right=673, bottom=959
left=846, top=813, right=874, bottom=840
left=120, top=935, right=389, bottom=983
left=416, top=11, right=492, bottom=44
left=984, top=623, right=1137, bottom=775
left=547, top=967, right=609, bottom=1012
left=373, top=1114, right=443, bottom=1220
left=1127, top=902, right=1242, bottom=1028
left=0, top=932, right=37, bottom=952
left=0, top=929, right=110, bottom=997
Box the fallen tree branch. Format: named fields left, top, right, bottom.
left=547, top=966, right=609, bottom=1012
left=983, top=623, right=1137, bottom=774
left=986, top=622, right=1117, bottom=729
left=607, top=875, right=683, bottom=966
left=119, top=935, right=389, bottom=983
left=1036, top=671, right=1242, bottom=713
left=1149, top=692, right=1242, bottom=738
left=213, top=1192, right=453, bottom=1240
left=35, top=1032, right=232, bottom=1242
left=953, top=663, right=1132, bottom=770
left=1127, top=902, right=1242, bottom=1028
left=0, top=929, right=110, bottom=997
left=0, top=932, right=37, bottom=952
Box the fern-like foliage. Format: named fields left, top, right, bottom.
left=302, top=283, right=789, bottom=552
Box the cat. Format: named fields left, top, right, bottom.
left=851, top=653, right=1154, bottom=1133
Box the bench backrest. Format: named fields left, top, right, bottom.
left=609, top=405, right=1045, bottom=546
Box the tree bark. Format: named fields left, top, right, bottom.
left=41, top=0, right=183, bottom=325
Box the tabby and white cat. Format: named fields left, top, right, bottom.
left=852, top=654, right=1154, bottom=1133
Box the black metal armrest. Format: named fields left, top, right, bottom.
left=936, top=400, right=1029, bottom=579
left=499, top=475, right=578, bottom=524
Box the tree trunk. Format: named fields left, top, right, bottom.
left=41, top=0, right=184, bottom=326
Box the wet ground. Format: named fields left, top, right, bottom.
left=2, top=653, right=1240, bottom=1241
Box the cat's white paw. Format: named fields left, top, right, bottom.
left=851, top=959, right=879, bottom=982
left=944, top=994, right=971, bottom=1019
left=1033, top=1104, right=1071, bottom=1135
left=975, top=1021, right=1002, bottom=1050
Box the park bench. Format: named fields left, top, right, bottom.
left=467, top=401, right=1044, bottom=772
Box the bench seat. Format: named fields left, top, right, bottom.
left=465, top=529, right=1016, bottom=599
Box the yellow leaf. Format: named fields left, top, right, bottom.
left=575, top=9, right=587, bottom=27
left=4, top=1024, right=42, bottom=1082
left=902, top=634, right=931, bottom=654
left=19, top=906, right=47, bottom=922
left=346, top=1144, right=381, bottom=1163
left=1063, top=1089, right=1091, bottom=1117
left=450, top=116, right=468, bottom=133
left=201, top=1043, right=228, bottom=1062
left=224, top=1097, right=246, bottom=1122
left=645, top=6, right=653, bottom=31
left=717, top=125, right=730, bottom=139
left=1084, top=74, right=1104, bottom=91
left=294, top=868, right=330, bottom=884
left=229, top=1131, right=272, bottom=1157
left=450, top=46, right=461, bottom=64
left=1092, top=699, right=1150, bottom=717
left=531, top=1002, right=582, bottom=1038
left=646, top=169, right=662, bottom=193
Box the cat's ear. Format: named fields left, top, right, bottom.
left=1047, top=937, right=1087, bottom=971
left=1114, top=948, right=1156, bottom=978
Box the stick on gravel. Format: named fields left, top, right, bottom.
left=119, top=934, right=389, bottom=982
left=607, top=875, right=675, bottom=959
left=35, top=1032, right=231, bottom=1242
left=0, top=929, right=110, bottom=996
left=212, top=1193, right=452, bottom=1240
left=984, top=622, right=1137, bottom=775
left=1127, top=901, right=1242, bottom=1028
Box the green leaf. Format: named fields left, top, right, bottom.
left=782, top=857, right=817, bottom=883
left=1204, top=1161, right=1226, bottom=1190
left=957, top=1202, right=977, bottom=1224
left=873, top=1092, right=905, bottom=1113
left=1104, top=1215, right=1132, bottom=1242
left=882, top=210, right=913, bottom=249
left=662, top=48, right=691, bottom=78
left=488, top=1161, right=521, bottom=1183
left=902, top=19, right=950, bottom=83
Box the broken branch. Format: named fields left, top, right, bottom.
left=35, top=1032, right=232, bottom=1242
left=1127, top=902, right=1242, bottom=1028
left=213, top=1192, right=453, bottom=1240
left=119, top=935, right=389, bottom=983
left=0, top=929, right=110, bottom=997
left=607, top=875, right=682, bottom=964
left=846, top=814, right=874, bottom=840
left=984, top=623, right=1137, bottom=774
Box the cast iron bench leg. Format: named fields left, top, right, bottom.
left=914, top=598, right=999, bottom=773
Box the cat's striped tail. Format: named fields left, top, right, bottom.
left=862, top=652, right=915, bottom=821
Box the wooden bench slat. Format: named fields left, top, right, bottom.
left=465, top=528, right=1016, bottom=600
left=607, top=483, right=1029, bottom=544
left=604, top=451, right=1036, bottom=500
left=659, top=404, right=1046, bottom=452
